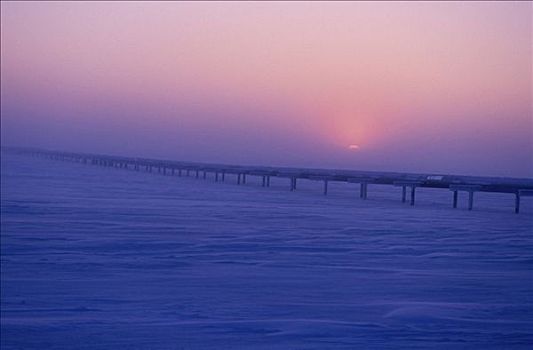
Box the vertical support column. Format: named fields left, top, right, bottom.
left=203, top=171, right=207, bottom=179
left=215, top=172, right=219, bottom=182
left=179, top=169, right=182, bottom=177
left=163, top=167, right=167, bottom=175
left=242, top=174, right=247, bottom=184
left=237, top=173, right=241, bottom=184
left=262, top=176, right=266, bottom=187
left=290, top=177, right=296, bottom=191
left=222, top=172, right=225, bottom=182
left=453, top=191, right=458, bottom=208
left=402, top=186, right=407, bottom=203
left=196, top=170, right=199, bottom=178
left=267, top=176, right=271, bottom=187
left=515, top=192, right=520, bottom=214
left=323, top=180, right=328, bottom=195
left=171, top=168, right=175, bottom=176
left=468, top=191, right=474, bottom=211
left=360, top=183, right=365, bottom=199
left=410, top=186, right=416, bottom=206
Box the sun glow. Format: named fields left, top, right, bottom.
left=348, top=144, right=360, bottom=150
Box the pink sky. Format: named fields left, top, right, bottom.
left=1, top=1, right=531, bottom=177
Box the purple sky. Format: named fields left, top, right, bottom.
left=1, top=1, right=531, bottom=177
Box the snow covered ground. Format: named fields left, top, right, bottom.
left=1, top=152, right=532, bottom=349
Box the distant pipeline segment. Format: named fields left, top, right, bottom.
left=4, top=147, right=533, bottom=214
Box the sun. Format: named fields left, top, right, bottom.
left=348, top=144, right=360, bottom=150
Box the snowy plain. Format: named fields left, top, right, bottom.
left=1, top=152, right=532, bottom=349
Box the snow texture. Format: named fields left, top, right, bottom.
left=1, top=153, right=532, bottom=349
